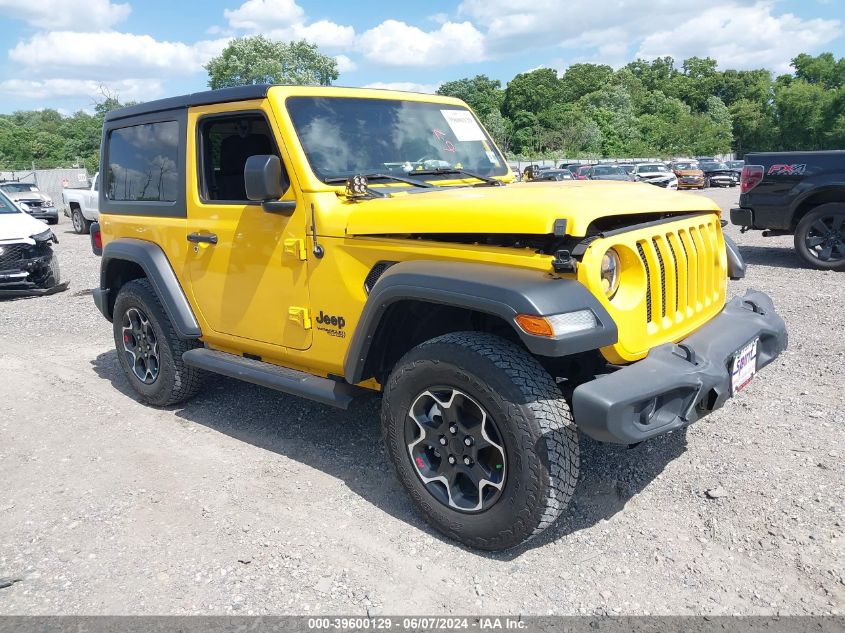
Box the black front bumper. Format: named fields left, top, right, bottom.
left=572, top=290, right=787, bottom=444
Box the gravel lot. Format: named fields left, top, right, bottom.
left=0, top=187, right=842, bottom=616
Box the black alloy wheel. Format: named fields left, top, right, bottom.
left=795, top=204, right=845, bottom=271
left=405, top=387, right=506, bottom=513
left=121, top=306, right=160, bottom=384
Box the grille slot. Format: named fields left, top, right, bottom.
left=652, top=237, right=667, bottom=319
left=666, top=237, right=680, bottom=314
left=636, top=242, right=652, bottom=323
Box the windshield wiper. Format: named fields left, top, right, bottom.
left=325, top=173, right=436, bottom=195
left=410, top=168, right=503, bottom=186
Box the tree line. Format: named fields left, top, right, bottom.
left=437, top=52, right=844, bottom=158
left=0, top=43, right=842, bottom=171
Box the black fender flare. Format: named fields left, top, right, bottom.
left=723, top=234, right=746, bottom=280
left=343, top=260, right=618, bottom=384
left=98, top=238, right=201, bottom=339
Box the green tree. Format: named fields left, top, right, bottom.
left=205, top=36, right=338, bottom=89
left=436, top=75, right=504, bottom=119
left=502, top=68, right=564, bottom=117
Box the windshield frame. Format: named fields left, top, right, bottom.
left=284, top=95, right=509, bottom=186
left=0, top=189, right=22, bottom=214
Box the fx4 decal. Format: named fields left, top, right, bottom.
left=768, top=164, right=807, bottom=176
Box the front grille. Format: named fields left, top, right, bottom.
left=0, top=244, right=28, bottom=269
left=20, top=199, right=43, bottom=208
left=635, top=218, right=723, bottom=328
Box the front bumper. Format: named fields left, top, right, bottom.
left=27, top=209, right=58, bottom=222
left=572, top=289, right=787, bottom=444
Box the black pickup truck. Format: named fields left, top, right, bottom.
left=731, top=151, right=845, bottom=270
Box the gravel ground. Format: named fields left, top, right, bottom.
left=0, top=188, right=842, bottom=616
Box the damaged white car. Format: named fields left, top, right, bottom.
left=0, top=188, right=67, bottom=296
left=633, top=163, right=679, bottom=190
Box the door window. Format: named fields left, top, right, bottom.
left=106, top=121, right=179, bottom=201
left=198, top=113, right=285, bottom=203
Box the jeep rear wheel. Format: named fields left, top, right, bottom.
left=381, top=332, right=579, bottom=550
left=794, top=203, right=845, bottom=271
left=113, top=278, right=205, bottom=406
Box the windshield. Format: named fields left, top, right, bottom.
left=702, top=162, right=728, bottom=170
left=0, top=190, right=21, bottom=214
left=286, top=97, right=507, bottom=182
left=637, top=164, right=668, bottom=173
left=0, top=183, right=38, bottom=193
left=674, top=162, right=697, bottom=170
left=593, top=166, right=624, bottom=175
left=727, top=161, right=744, bottom=168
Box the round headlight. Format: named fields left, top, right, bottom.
left=600, top=248, right=621, bottom=299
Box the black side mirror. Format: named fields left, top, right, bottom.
left=244, top=155, right=296, bottom=214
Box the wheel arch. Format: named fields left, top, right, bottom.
left=98, top=238, right=201, bottom=339
left=343, top=260, right=618, bottom=385
left=789, top=185, right=845, bottom=228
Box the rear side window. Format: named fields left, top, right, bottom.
left=106, top=121, right=179, bottom=202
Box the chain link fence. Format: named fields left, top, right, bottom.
left=0, top=168, right=91, bottom=209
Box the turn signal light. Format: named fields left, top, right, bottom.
left=514, top=314, right=554, bottom=337
left=515, top=310, right=598, bottom=338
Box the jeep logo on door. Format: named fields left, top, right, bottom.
left=768, top=164, right=807, bottom=176
left=315, top=311, right=347, bottom=338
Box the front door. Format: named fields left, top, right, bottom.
left=185, top=101, right=312, bottom=351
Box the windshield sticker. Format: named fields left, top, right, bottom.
left=432, top=128, right=456, bottom=152
left=486, top=151, right=500, bottom=166
left=440, top=110, right=486, bottom=142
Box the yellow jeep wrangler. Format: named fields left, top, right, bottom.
left=90, top=85, right=787, bottom=550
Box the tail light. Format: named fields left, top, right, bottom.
left=740, top=165, right=764, bottom=193
left=90, top=222, right=103, bottom=256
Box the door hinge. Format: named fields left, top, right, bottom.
left=284, top=238, right=307, bottom=261
left=288, top=307, right=312, bottom=329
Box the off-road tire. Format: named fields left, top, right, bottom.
left=794, top=203, right=845, bottom=271
left=381, top=332, right=579, bottom=550
left=113, top=278, right=205, bottom=406
left=71, top=207, right=89, bottom=235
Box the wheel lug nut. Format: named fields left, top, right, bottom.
left=449, top=425, right=457, bottom=434
left=463, top=456, right=473, bottom=466
left=439, top=436, right=447, bottom=446
left=448, top=455, right=456, bottom=465
left=464, top=437, right=473, bottom=446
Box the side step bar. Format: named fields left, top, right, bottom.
left=182, top=348, right=355, bottom=409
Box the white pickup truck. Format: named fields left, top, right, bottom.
left=62, top=172, right=99, bottom=234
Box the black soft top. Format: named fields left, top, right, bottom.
left=104, top=84, right=272, bottom=122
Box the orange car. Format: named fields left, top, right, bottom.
left=672, top=161, right=705, bottom=189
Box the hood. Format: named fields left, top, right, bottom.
left=638, top=171, right=674, bottom=179
left=592, top=175, right=630, bottom=181
left=675, top=169, right=703, bottom=177
left=345, top=180, right=720, bottom=238
left=3, top=190, right=48, bottom=202
left=0, top=210, right=52, bottom=243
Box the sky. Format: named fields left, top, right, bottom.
left=0, top=0, right=842, bottom=114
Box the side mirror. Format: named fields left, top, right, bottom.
left=244, top=155, right=296, bottom=214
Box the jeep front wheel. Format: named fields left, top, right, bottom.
left=381, top=332, right=579, bottom=550
left=112, top=278, right=205, bottom=406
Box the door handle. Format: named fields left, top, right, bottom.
left=187, top=232, right=218, bottom=245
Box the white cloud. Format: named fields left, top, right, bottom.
left=0, top=0, right=130, bottom=30
left=335, top=54, right=357, bottom=73
left=265, top=20, right=356, bottom=49
left=363, top=81, right=440, bottom=94
left=8, top=31, right=228, bottom=79
left=459, top=0, right=842, bottom=70
left=0, top=78, right=164, bottom=102
left=636, top=3, right=842, bottom=72
left=358, top=20, right=485, bottom=66
left=224, top=0, right=304, bottom=31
